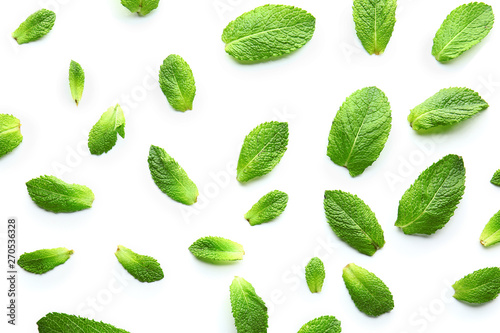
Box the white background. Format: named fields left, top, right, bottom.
left=1, top=0, right=500, bottom=332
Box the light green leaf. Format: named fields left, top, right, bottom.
left=453, top=267, right=500, bottom=304
left=159, top=54, right=196, bottom=112
left=395, top=154, right=466, bottom=235
left=408, top=87, right=488, bottom=131
left=37, top=312, right=130, bottom=332
left=305, top=257, right=325, bottom=293
left=148, top=145, right=198, bottom=205
left=88, top=104, right=126, bottom=155
left=353, top=0, right=397, bottom=55
left=18, top=248, right=73, bottom=274
left=12, top=9, right=56, bottom=44
left=230, top=277, right=268, bottom=333
left=298, top=316, right=341, bottom=333
left=432, top=2, right=494, bottom=62
left=327, top=87, right=392, bottom=177
left=189, top=236, right=244, bottom=264
left=342, top=263, right=394, bottom=317
left=237, top=121, right=288, bottom=183
left=480, top=210, right=500, bottom=247
left=490, top=169, right=500, bottom=186
left=222, top=4, right=316, bottom=62
left=0, top=114, right=23, bottom=158
left=244, top=190, right=288, bottom=226
left=115, top=245, right=164, bottom=283
left=69, top=60, right=85, bottom=106
left=26, top=175, right=94, bottom=213
left=121, top=0, right=160, bottom=16
left=324, top=190, right=385, bottom=256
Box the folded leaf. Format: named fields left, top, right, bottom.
left=230, top=277, right=268, bottom=333
left=353, top=0, right=397, bottom=55
left=324, top=190, right=385, bottom=256
left=222, top=4, right=316, bottom=62
left=305, top=257, right=325, bottom=293
left=408, top=87, right=488, bottom=131
left=115, top=245, right=164, bottom=283
left=189, top=236, right=244, bottom=263
left=244, top=190, right=288, bottom=226
left=432, top=2, right=494, bottom=62
left=327, top=87, right=392, bottom=177
left=0, top=114, right=23, bottom=158
left=69, top=60, right=85, bottom=106
left=37, top=312, right=130, bottom=332
left=342, top=263, right=394, bottom=317
left=12, top=9, right=56, bottom=44
left=26, top=175, right=94, bottom=213
left=480, top=210, right=500, bottom=247
left=148, top=145, right=198, bottom=205
left=18, top=248, right=73, bottom=274
left=237, top=121, right=288, bottom=183
left=121, top=0, right=160, bottom=16
left=395, top=154, right=466, bottom=235
left=88, top=104, right=126, bottom=155
left=159, top=54, right=196, bottom=112
left=298, top=316, right=341, bottom=333
left=453, top=267, right=500, bottom=304
left=490, top=169, right=500, bottom=186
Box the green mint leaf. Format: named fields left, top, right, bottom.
left=298, top=316, right=341, bottom=333
left=353, top=0, right=397, bottom=55
left=115, top=245, right=164, bottom=283
left=26, top=175, right=94, bottom=213
left=148, top=145, right=198, bottom=205
left=88, top=104, right=126, bottom=155
left=305, top=257, right=325, bottom=293
left=491, top=169, right=500, bottom=186
left=237, top=121, right=288, bottom=183
left=12, top=9, right=56, bottom=45
left=408, top=87, right=489, bottom=131
left=324, top=190, right=385, bottom=256
left=0, top=114, right=23, bottom=158
left=69, top=60, right=85, bottom=106
left=452, top=267, right=500, bottom=304
left=480, top=210, right=500, bottom=247
left=230, top=277, right=268, bottom=333
left=395, top=154, right=466, bottom=235
left=37, top=312, right=130, bottom=332
left=222, top=4, right=316, bottom=62
left=342, top=263, right=394, bottom=317
left=121, top=0, right=160, bottom=16
left=432, top=2, right=494, bottom=62
left=244, top=190, right=288, bottom=226
left=18, top=248, right=73, bottom=274
left=327, top=86, right=392, bottom=177
left=159, top=54, right=196, bottom=112
left=189, top=236, right=244, bottom=264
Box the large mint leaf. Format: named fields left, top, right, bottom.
left=453, top=267, right=500, bottom=304
left=298, top=316, right=341, bottom=333
left=230, top=277, right=268, bottom=333
left=159, top=54, right=196, bottom=112
left=37, top=312, right=130, bottom=332
left=327, top=87, right=392, bottom=177
left=237, top=121, right=288, bottom=183
left=222, top=5, right=316, bottom=62
left=18, top=248, right=73, bottom=274
left=353, top=0, right=397, bottom=55
left=12, top=9, right=56, bottom=44
left=115, top=245, right=164, bottom=283
left=0, top=114, right=23, bottom=158
left=432, top=2, right=494, bottom=62
left=88, top=104, right=126, bottom=155
left=408, top=87, right=488, bottom=131
left=324, top=190, right=385, bottom=256
left=480, top=210, right=500, bottom=247
left=395, top=154, right=466, bottom=235
left=189, top=236, right=244, bottom=263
